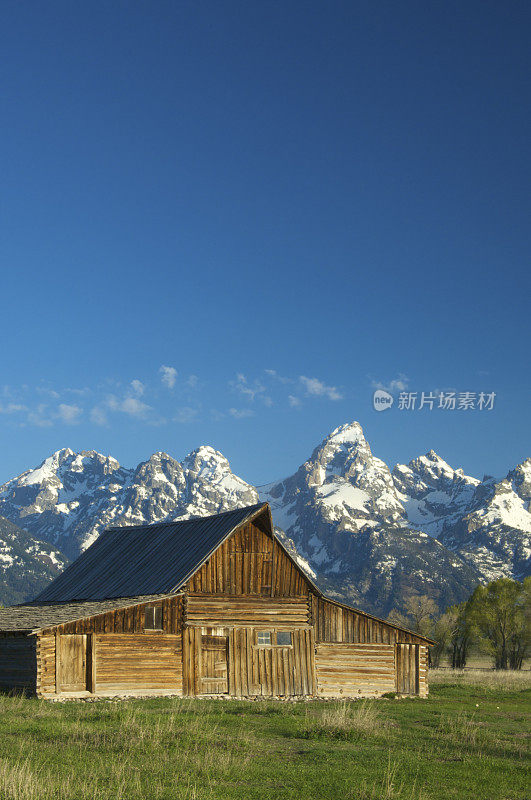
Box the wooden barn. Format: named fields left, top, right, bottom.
left=0, top=503, right=432, bottom=699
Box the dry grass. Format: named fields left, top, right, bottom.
left=429, top=669, right=531, bottom=692
left=299, top=699, right=389, bottom=740
left=0, top=758, right=210, bottom=800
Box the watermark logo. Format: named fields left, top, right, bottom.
left=373, top=389, right=394, bottom=412
left=372, top=389, right=496, bottom=412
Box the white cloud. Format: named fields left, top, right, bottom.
left=57, top=404, right=82, bottom=425
left=187, top=374, right=198, bottom=389
left=265, top=369, right=292, bottom=385
left=371, top=373, right=409, bottom=393
left=107, top=394, right=151, bottom=418
left=36, top=387, right=60, bottom=399
left=173, top=407, right=198, bottom=423
left=65, top=387, right=91, bottom=396
left=89, top=406, right=109, bottom=425
left=0, top=403, right=27, bottom=414
left=288, top=395, right=301, bottom=407
left=299, top=376, right=343, bottom=401
left=27, top=404, right=53, bottom=427
left=231, top=373, right=270, bottom=403
left=229, top=408, right=254, bottom=419
left=90, top=406, right=108, bottom=426
left=130, top=379, right=145, bottom=396
left=231, top=373, right=259, bottom=401
left=160, top=365, right=178, bottom=389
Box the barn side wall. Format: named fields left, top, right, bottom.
left=37, top=596, right=184, bottom=697
left=311, top=597, right=429, bottom=697
left=0, top=633, right=37, bottom=694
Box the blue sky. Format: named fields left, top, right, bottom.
left=1, top=1, right=529, bottom=486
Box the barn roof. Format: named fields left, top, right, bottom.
left=32, top=503, right=301, bottom=603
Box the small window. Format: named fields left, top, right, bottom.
left=276, top=631, right=292, bottom=646
left=257, top=631, right=271, bottom=646
left=144, top=605, right=163, bottom=630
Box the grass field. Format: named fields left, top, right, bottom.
left=0, top=671, right=529, bottom=800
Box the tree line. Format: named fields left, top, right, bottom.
left=388, top=577, right=530, bottom=669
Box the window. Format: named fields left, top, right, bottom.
left=276, top=631, right=292, bottom=646
left=257, top=631, right=271, bottom=646
left=144, top=605, right=163, bottom=630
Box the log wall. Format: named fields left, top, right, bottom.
left=185, top=594, right=310, bottom=627
left=94, top=634, right=182, bottom=695
left=38, top=632, right=183, bottom=697
left=0, top=634, right=37, bottom=692
left=37, top=633, right=55, bottom=695
left=36, top=597, right=183, bottom=697
left=315, top=643, right=396, bottom=697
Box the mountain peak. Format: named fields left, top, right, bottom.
left=327, top=422, right=366, bottom=445
left=409, top=451, right=458, bottom=479
left=51, top=447, right=75, bottom=459
left=182, top=446, right=231, bottom=478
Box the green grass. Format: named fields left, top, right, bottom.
left=0, top=672, right=529, bottom=800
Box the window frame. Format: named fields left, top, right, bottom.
left=143, top=604, right=163, bottom=631
left=256, top=630, right=272, bottom=646
left=254, top=629, right=294, bottom=648
left=276, top=631, right=293, bottom=647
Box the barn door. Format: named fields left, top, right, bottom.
left=200, top=635, right=228, bottom=694
left=396, top=643, right=419, bottom=695
left=58, top=635, right=88, bottom=693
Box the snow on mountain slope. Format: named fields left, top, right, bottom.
left=0, top=424, right=528, bottom=613
left=392, top=451, right=480, bottom=536
left=0, top=515, right=68, bottom=605
left=260, top=423, right=483, bottom=613
left=393, top=452, right=530, bottom=581
left=435, top=459, right=531, bottom=581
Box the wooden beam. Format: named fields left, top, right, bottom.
left=270, top=536, right=276, bottom=597
left=88, top=634, right=97, bottom=693
left=55, top=632, right=61, bottom=695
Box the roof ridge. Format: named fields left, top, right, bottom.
left=105, top=502, right=267, bottom=532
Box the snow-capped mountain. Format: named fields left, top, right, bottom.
left=0, top=446, right=258, bottom=559
left=392, top=451, right=531, bottom=581
left=0, top=515, right=67, bottom=605
left=0, top=423, right=528, bottom=614
left=261, top=423, right=482, bottom=613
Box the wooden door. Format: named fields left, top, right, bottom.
left=396, top=643, right=419, bottom=695
left=200, top=635, right=228, bottom=694
left=58, top=635, right=88, bottom=693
